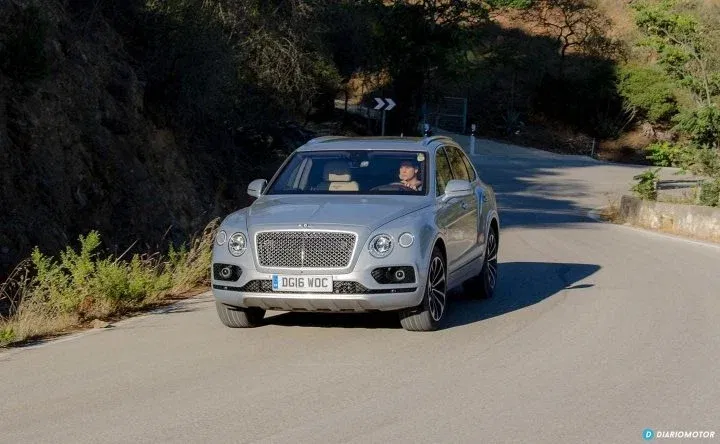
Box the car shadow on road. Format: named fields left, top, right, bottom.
left=263, top=261, right=600, bottom=330
left=443, top=261, right=600, bottom=329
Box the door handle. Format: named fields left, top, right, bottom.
left=461, top=202, right=468, bottom=210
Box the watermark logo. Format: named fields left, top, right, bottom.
left=642, top=428, right=716, bottom=440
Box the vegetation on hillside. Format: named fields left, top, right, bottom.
left=0, top=221, right=218, bottom=347
left=624, top=0, right=720, bottom=206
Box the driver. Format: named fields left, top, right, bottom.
left=394, top=160, right=423, bottom=191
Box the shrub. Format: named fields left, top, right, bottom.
left=632, top=168, right=661, bottom=200
left=697, top=179, right=720, bottom=207
left=0, top=219, right=219, bottom=347
left=674, top=106, right=720, bottom=149
left=645, top=141, right=688, bottom=167
left=675, top=145, right=720, bottom=178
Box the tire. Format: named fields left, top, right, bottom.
left=399, top=246, right=448, bottom=331
left=463, top=226, right=499, bottom=299
left=215, top=301, right=265, bottom=328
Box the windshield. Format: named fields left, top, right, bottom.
left=265, top=150, right=428, bottom=195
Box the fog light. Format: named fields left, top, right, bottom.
left=371, top=266, right=415, bottom=284
left=213, top=263, right=242, bottom=281
left=220, top=266, right=232, bottom=279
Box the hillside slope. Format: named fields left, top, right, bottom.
left=0, top=1, right=310, bottom=276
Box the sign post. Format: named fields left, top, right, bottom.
left=470, top=123, right=477, bottom=155
left=374, top=98, right=396, bottom=136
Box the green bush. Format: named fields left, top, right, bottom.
left=632, top=168, right=661, bottom=200
left=0, top=219, right=218, bottom=346
left=645, top=141, right=688, bottom=167
left=0, top=327, right=14, bottom=344
left=697, top=179, right=720, bottom=207
left=674, top=106, right=720, bottom=149
left=27, top=231, right=171, bottom=315
left=617, top=65, right=679, bottom=124
left=673, top=145, right=720, bottom=178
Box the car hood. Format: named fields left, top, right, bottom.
left=247, top=195, right=431, bottom=231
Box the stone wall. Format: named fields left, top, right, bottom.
left=619, top=195, right=720, bottom=243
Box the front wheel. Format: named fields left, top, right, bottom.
left=215, top=301, right=265, bottom=328
left=464, top=226, right=499, bottom=299
left=399, top=246, right=448, bottom=331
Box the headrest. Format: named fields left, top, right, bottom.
left=323, top=161, right=351, bottom=182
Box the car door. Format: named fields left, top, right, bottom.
left=458, top=146, right=488, bottom=257
left=434, top=147, right=466, bottom=272
left=444, top=145, right=480, bottom=268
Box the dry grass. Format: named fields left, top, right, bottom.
left=598, top=194, right=624, bottom=223
left=0, top=219, right=219, bottom=347
left=597, top=0, right=638, bottom=42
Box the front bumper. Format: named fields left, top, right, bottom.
left=212, top=264, right=427, bottom=312
left=212, top=285, right=424, bottom=312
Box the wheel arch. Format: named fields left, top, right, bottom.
left=433, top=236, right=447, bottom=264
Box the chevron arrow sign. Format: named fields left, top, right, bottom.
left=374, top=98, right=396, bottom=111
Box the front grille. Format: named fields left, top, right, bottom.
left=255, top=231, right=356, bottom=268
left=234, top=280, right=416, bottom=295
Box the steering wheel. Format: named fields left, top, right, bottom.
left=370, top=183, right=416, bottom=192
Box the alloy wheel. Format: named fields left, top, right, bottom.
left=427, top=256, right=447, bottom=322
left=485, top=230, right=498, bottom=291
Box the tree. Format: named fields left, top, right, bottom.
left=632, top=0, right=720, bottom=149
left=632, top=0, right=719, bottom=107
left=521, top=0, right=619, bottom=78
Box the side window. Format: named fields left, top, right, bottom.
left=446, top=146, right=470, bottom=182
left=459, top=150, right=477, bottom=182
left=435, top=148, right=453, bottom=196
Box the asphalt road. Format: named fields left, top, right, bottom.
left=2, top=135, right=719, bottom=444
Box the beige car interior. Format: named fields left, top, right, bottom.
left=318, top=161, right=359, bottom=191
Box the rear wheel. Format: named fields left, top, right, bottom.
left=215, top=301, right=265, bottom=328
left=399, top=246, right=447, bottom=331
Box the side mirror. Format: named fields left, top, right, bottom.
left=442, top=179, right=473, bottom=202
left=247, top=179, right=267, bottom=198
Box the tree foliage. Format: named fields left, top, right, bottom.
left=632, top=0, right=719, bottom=106
left=631, top=0, right=720, bottom=150
left=617, top=65, right=678, bottom=124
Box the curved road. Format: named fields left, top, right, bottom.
left=2, top=136, right=719, bottom=443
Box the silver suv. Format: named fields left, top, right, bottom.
left=211, top=135, right=499, bottom=331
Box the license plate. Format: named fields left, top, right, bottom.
left=271, top=275, right=334, bottom=293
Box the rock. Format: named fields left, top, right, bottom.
left=91, top=319, right=111, bottom=329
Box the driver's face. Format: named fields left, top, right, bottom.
left=399, top=164, right=417, bottom=180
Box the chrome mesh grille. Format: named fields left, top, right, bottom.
left=255, top=231, right=356, bottom=268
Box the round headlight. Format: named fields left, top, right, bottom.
left=369, top=234, right=393, bottom=258
left=398, top=232, right=414, bottom=248
left=216, top=230, right=227, bottom=246
left=228, top=232, right=247, bottom=256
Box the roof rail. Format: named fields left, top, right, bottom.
left=421, top=135, right=452, bottom=146
left=306, top=135, right=348, bottom=144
